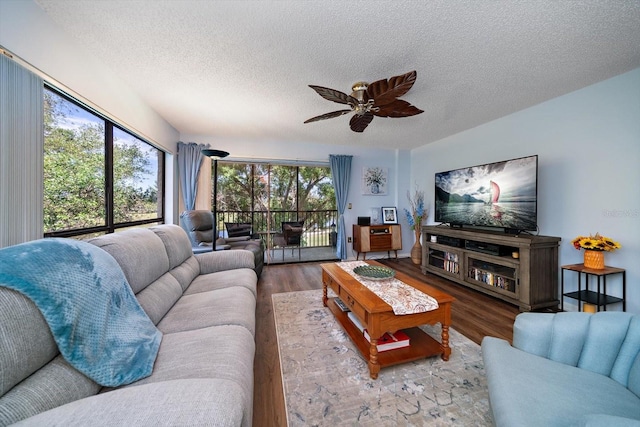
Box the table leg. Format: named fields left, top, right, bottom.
left=368, top=338, right=380, bottom=379
left=623, top=271, right=627, bottom=311
left=322, top=280, right=328, bottom=307
left=441, top=324, right=451, bottom=361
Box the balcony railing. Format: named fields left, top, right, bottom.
left=217, top=209, right=338, bottom=247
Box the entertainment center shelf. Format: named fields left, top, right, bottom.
left=421, top=225, right=561, bottom=311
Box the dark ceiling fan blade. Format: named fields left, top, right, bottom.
left=304, top=109, right=353, bottom=123
left=308, top=85, right=359, bottom=106
left=367, top=70, right=418, bottom=107
left=349, top=112, right=374, bottom=132
left=373, top=99, right=424, bottom=118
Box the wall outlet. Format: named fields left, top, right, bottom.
left=348, top=203, right=352, bottom=209
left=347, top=237, right=352, bottom=243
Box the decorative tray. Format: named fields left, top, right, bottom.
left=353, top=265, right=396, bottom=281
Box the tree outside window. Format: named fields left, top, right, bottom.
left=43, top=88, right=163, bottom=237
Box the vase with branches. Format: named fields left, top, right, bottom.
left=404, top=187, right=428, bottom=264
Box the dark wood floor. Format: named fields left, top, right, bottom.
left=252, top=258, right=521, bottom=427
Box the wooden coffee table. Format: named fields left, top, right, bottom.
left=321, top=261, right=455, bottom=379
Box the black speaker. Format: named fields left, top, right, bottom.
left=357, top=216, right=371, bottom=226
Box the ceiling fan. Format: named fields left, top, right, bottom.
left=304, top=70, right=424, bottom=133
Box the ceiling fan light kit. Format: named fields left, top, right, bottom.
left=304, top=70, right=424, bottom=132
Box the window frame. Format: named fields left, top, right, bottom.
left=43, top=85, right=165, bottom=238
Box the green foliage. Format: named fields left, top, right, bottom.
left=216, top=162, right=336, bottom=229
left=43, top=90, right=159, bottom=233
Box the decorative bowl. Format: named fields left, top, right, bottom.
left=353, top=265, right=395, bottom=281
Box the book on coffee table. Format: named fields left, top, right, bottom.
left=333, top=297, right=350, bottom=312
left=347, top=312, right=410, bottom=352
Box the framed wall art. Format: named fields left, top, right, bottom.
left=362, top=166, right=388, bottom=195
left=382, top=207, right=397, bottom=224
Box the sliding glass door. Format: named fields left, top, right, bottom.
left=215, top=161, right=337, bottom=261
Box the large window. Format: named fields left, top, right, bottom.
left=216, top=162, right=336, bottom=246
left=43, top=87, right=164, bottom=238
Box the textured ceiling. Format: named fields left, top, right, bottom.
left=35, top=0, right=640, bottom=150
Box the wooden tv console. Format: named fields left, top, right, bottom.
left=421, top=225, right=561, bottom=311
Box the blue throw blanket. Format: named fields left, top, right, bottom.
left=0, top=238, right=162, bottom=387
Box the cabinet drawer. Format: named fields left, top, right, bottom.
left=323, top=271, right=340, bottom=295
left=339, top=288, right=367, bottom=323
left=370, top=234, right=391, bottom=250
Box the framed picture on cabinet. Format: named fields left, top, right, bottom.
left=382, top=207, right=397, bottom=224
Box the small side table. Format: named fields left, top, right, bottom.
left=561, top=264, right=626, bottom=312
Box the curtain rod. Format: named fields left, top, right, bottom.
left=224, top=157, right=330, bottom=167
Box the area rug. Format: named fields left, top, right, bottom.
left=273, top=289, right=492, bottom=426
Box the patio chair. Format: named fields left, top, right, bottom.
left=224, top=222, right=254, bottom=238
left=273, top=221, right=304, bottom=261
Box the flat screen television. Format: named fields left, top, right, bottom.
left=434, top=155, right=538, bottom=233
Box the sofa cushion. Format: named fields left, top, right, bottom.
left=135, top=272, right=185, bottom=325
left=126, top=325, right=255, bottom=388
left=168, top=256, right=201, bottom=293
left=514, top=312, right=639, bottom=387
left=89, top=229, right=188, bottom=324
left=157, top=287, right=256, bottom=335
left=482, top=337, right=640, bottom=427
left=580, top=414, right=640, bottom=426
left=89, top=229, right=170, bottom=294
left=14, top=379, right=246, bottom=427
left=1, top=355, right=100, bottom=426
left=118, top=325, right=255, bottom=427
left=0, top=289, right=101, bottom=426
left=0, top=287, right=59, bottom=396
left=185, top=268, right=258, bottom=298
left=612, top=315, right=640, bottom=394
left=578, top=312, right=634, bottom=377
left=196, top=249, right=255, bottom=274
left=150, top=224, right=196, bottom=269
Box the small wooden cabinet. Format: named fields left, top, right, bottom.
left=421, top=225, right=561, bottom=311
left=353, top=224, right=402, bottom=260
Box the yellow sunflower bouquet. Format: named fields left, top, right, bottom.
left=571, top=233, right=621, bottom=252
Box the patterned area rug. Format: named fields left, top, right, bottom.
left=273, top=289, right=492, bottom=426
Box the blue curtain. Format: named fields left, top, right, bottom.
left=329, top=155, right=352, bottom=260
left=177, top=142, right=207, bottom=211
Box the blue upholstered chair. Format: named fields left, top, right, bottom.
left=482, top=311, right=640, bottom=426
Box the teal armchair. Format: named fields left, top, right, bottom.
left=482, top=312, right=640, bottom=426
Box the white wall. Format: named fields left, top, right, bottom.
left=0, top=0, right=178, bottom=150
left=411, top=68, right=640, bottom=313
left=0, top=0, right=181, bottom=222
left=179, top=134, right=415, bottom=258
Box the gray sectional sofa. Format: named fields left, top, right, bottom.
left=0, top=224, right=258, bottom=426
left=482, top=311, right=640, bottom=427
